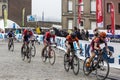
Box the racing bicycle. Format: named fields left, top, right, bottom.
left=41, top=43, right=56, bottom=65
left=83, top=49, right=112, bottom=80
left=64, top=48, right=82, bottom=75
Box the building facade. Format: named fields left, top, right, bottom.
left=62, top=0, right=120, bottom=30
left=62, top=0, right=96, bottom=30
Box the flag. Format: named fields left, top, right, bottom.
left=110, top=2, right=115, bottom=35
left=4, top=9, right=8, bottom=28
left=78, top=0, right=82, bottom=26
left=22, top=8, right=25, bottom=27
left=96, top=0, right=103, bottom=28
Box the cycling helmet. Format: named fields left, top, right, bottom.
left=71, top=32, right=76, bottom=38
left=50, top=29, right=55, bottom=35
left=99, top=32, right=106, bottom=38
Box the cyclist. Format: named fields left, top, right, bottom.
left=21, top=28, right=33, bottom=50
left=7, top=30, right=15, bottom=46
left=41, top=29, right=56, bottom=57
left=65, top=32, right=80, bottom=59
left=86, top=32, right=111, bottom=67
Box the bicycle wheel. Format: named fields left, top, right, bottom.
left=73, top=55, right=79, bottom=75
left=96, top=59, right=109, bottom=80
left=31, top=45, right=36, bottom=57
left=83, top=57, right=92, bottom=75
left=64, top=54, right=70, bottom=72
left=10, top=42, right=14, bottom=52
left=49, top=49, right=56, bottom=65
left=27, top=47, right=31, bottom=63
left=8, top=43, right=10, bottom=50
left=21, top=47, right=25, bottom=61
left=41, top=49, right=47, bottom=62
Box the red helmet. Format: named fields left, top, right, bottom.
left=99, top=32, right=106, bottom=38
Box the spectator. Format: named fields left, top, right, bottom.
left=81, top=29, right=86, bottom=40
left=73, top=27, right=82, bottom=40
left=85, top=29, right=89, bottom=40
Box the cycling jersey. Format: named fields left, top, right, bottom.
left=23, top=29, right=33, bottom=42
left=44, top=31, right=55, bottom=43
left=66, top=35, right=79, bottom=43
left=7, top=31, right=15, bottom=38
left=91, top=37, right=107, bottom=52
left=66, top=35, right=79, bottom=48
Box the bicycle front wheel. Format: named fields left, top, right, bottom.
left=10, top=43, right=14, bottom=52
left=96, top=59, right=109, bottom=80
left=73, top=55, right=79, bottom=75
left=27, top=48, right=32, bottom=63
left=41, top=49, right=47, bottom=62
left=83, top=57, right=91, bottom=76
left=49, top=49, right=56, bottom=65
left=64, top=54, right=70, bottom=72
left=31, top=46, right=36, bottom=57
left=8, top=43, right=10, bottom=50
left=21, top=47, right=25, bottom=61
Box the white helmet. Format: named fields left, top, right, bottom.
left=50, top=30, right=55, bottom=35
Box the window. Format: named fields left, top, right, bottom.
left=77, top=20, right=84, bottom=29
left=118, top=3, right=120, bottom=13
left=91, top=21, right=96, bottom=29
left=68, top=0, right=73, bottom=12
left=107, top=3, right=111, bottom=13
left=68, top=19, right=73, bottom=29
left=91, top=0, right=96, bottom=14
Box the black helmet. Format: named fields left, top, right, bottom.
left=71, top=32, right=76, bottom=38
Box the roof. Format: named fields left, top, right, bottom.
left=0, top=19, right=20, bottom=31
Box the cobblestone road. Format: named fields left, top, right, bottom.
left=0, top=41, right=119, bottom=80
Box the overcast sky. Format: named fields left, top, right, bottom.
left=32, top=0, right=61, bottom=22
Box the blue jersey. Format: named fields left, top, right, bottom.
left=7, top=31, right=14, bottom=37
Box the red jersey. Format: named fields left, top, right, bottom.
left=45, top=31, right=55, bottom=41
left=91, top=37, right=107, bottom=51
left=23, top=29, right=33, bottom=36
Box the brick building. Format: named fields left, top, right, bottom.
left=62, top=0, right=120, bottom=30
left=8, top=0, right=31, bottom=27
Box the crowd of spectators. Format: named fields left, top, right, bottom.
left=50, top=27, right=89, bottom=40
